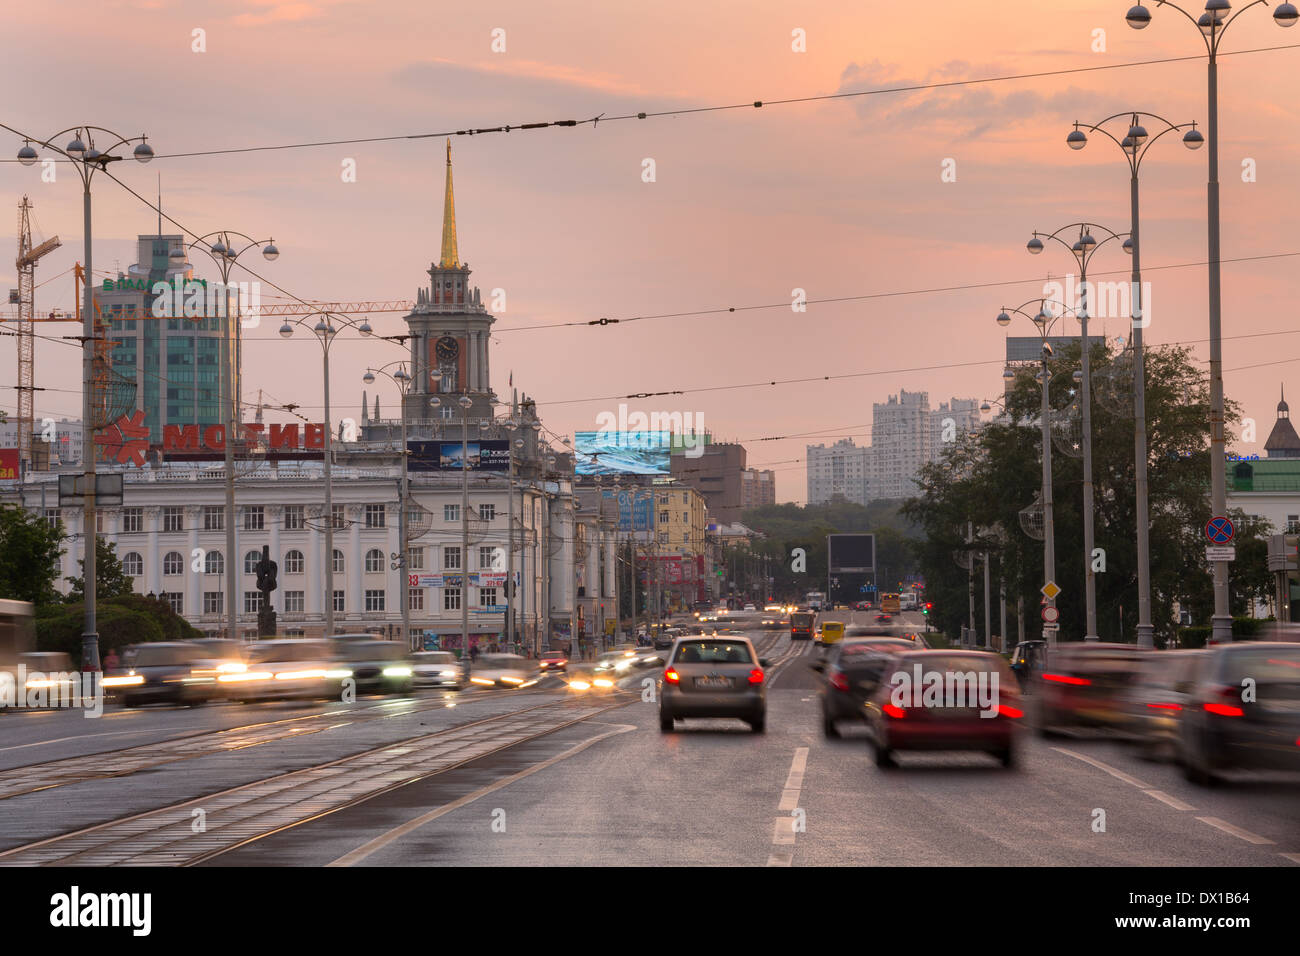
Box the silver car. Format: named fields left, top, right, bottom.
left=659, top=636, right=771, bottom=733
left=412, top=651, right=465, bottom=689
left=469, top=653, right=538, bottom=689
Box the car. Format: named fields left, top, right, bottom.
left=819, top=621, right=846, bottom=646
left=594, top=650, right=635, bottom=678
left=566, top=661, right=619, bottom=692
left=538, top=649, right=569, bottom=673
left=854, top=601, right=871, bottom=611
left=469, top=653, right=538, bottom=689
left=1036, top=643, right=1148, bottom=737
left=333, top=640, right=413, bottom=695
left=865, top=649, right=1023, bottom=768
left=222, top=639, right=344, bottom=702
left=1125, top=649, right=1206, bottom=760
left=874, top=612, right=893, bottom=623
left=743, top=603, right=756, bottom=612
left=659, top=635, right=772, bottom=733
left=411, top=651, right=465, bottom=689
left=1177, top=641, right=1300, bottom=785
left=17, top=651, right=79, bottom=705
left=110, top=643, right=213, bottom=707
left=811, top=637, right=916, bottom=737
left=654, top=627, right=684, bottom=651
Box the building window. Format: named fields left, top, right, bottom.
left=284, top=550, right=304, bottom=574
left=284, top=590, right=304, bottom=613
left=365, top=503, right=386, bottom=528
left=163, top=551, right=184, bottom=576
left=122, top=507, right=143, bottom=533
left=332, top=504, right=346, bottom=529
left=478, top=503, right=495, bottom=521
left=162, top=506, right=184, bottom=532
left=444, top=587, right=461, bottom=611
left=243, top=506, right=264, bottom=531
left=408, top=547, right=424, bottom=571
left=244, top=550, right=261, bottom=575
left=203, top=591, right=223, bottom=614
left=408, top=588, right=424, bottom=611
left=123, top=552, right=144, bottom=577
left=365, top=589, right=386, bottom=612
left=659, top=532, right=668, bottom=544
left=162, top=592, right=184, bottom=614
left=283, top=505, right=304, bottom=530
left=479, top=546, right=497, bottom=570
left=204, top=550, right=224, bottom=575
left=332, top=549, right=345, bottom=574
left=283, top=629, right=305, bottom=638
left=443, top=546, right=461, bottom=570
left=444, top=504, right=460, bottom=522
left=203, top=505, right=224, bottom=531
left=365, top=549, right=384, bottom=573
left=479, top=587, right=497, bottom=608
left=660, top=511, right=668, bottom=525
left=244, top=591, right=263, bottom=614
left=683, top=512, right=688, bottom=523
left=43, top=508, right=60, bottom=530
left=333, top=590, right=345, bottom=612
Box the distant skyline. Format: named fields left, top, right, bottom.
left=3, top=0, right=1299, bottom=504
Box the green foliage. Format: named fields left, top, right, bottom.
left=36, top=604, right=165, bottom=665
left=64, top=536, right=136, bottom=602
left=0, top=504, right=65, bottom=606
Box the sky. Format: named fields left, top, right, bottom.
left=2, top=0, right=1299, bottom=503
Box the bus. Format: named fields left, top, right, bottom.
left=0, top=600, right=36, bottom=705
left=805, top=591, right=827, bottom=611
left=881, top=593, right=901, bottom=615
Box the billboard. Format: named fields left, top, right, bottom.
left=408, top=439, right=509, bottom=472
left=828, top=533, right=875, bottom=573
left=0, top=448, right=17, bottom=481
left=574, top=431, right=670, bottom=476
left=602, top=488, right=652, bottom=531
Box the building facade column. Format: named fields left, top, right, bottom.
left=348, top=504, right=364, bottom=626
left=307, top=505, right=324, bottom=622
left=145, top=506, right=161, bottom=595
left=186, top=505, right=202, bottom=618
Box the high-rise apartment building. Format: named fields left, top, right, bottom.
left=740, top=468, right=776, bottom=511
left=806, top=438, right=870, bottom=507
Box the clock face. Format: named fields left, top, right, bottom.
left=435, top=336, right=459, bottom=362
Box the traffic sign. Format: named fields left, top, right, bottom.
left=1041, top=581, right=1061, bottom=601
left=1205, top=516, right=1235, bottom=544
left=1205, top=546, right=1236, bottom=562
left=1041, top=605, right=1060, bottom=624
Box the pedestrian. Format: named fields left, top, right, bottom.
left=102, top=648, right=120, bottom=671
left=469, top=643, right=479, bottom=664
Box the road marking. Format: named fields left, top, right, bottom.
left=1195, top=817, right=1276, bottom=846
left=767, top=747, right=809, bottom=867
left=0, top=730, right=157, bottom=753
left=1142, top=789, right=1195, bottom=812
left=327, top=722, right=637, bottom=867
left=1051, top=747, right=1152, bottom=789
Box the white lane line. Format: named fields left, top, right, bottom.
left=1051, top=747, right=1153, bottom=789
left=1195, top=817, right=1276, bottom=846
left=1142, top=790, right=1195, bottom=812
left=0, top=730, right=157, bottom=753
left=767, top=747, right=809, bottom=867
left=327, top=723, right=636, bottom=867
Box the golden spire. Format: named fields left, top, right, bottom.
left=439, top=138, right=459, bottom=268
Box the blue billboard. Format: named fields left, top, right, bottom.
left=574, top=431, right=671, bottom=476
left=602, top=488, right=653, bottom=531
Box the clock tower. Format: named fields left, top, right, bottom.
left=402, top=140, right=496, bottom=426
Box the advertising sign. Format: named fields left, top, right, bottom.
left=602, top=488, right=652, bottom=531
left=574, top=431, right=671, bottom=476
left=827, top=534, right=875, bottom=573
left=0, top=448, right=17, bottom=481
left=408, top=439, right=509, bottom=472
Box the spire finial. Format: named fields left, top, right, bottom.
left=439, top=138, right=459, bottom=269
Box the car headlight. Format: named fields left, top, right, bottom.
left=440, top=670, right=458, bottom=677
left=382, top=666, right=413, bottom=678
left=101, top=674, right=145, bottom=687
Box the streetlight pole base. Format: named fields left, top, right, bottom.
left=1209, top=615, right=1233, bottom=645
left=81, top=632, right=101, bottom=671
left=1136, top=624, right=1155, bottom=650
left=1083, top=634, right=1101, bottom=643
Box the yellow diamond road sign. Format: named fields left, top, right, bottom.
left=1041, top=581, right=1061, bottom=601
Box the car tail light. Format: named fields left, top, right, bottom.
left=664, top=668, right=680, bottom=684
left=748, top=668, right=764, bottom=685
left=1146, top=702, right=1182, bottom=710
left=882, top=703, right=907, bottom=719
left=1203, top=685, right=1245, bottom=717
left=1042, top=673, right=1090, bottom=686
left=829, top=671, right=849, bottom=692
left=997, top=704, right=1023, bottom=719
left=1204, top=702, right=1244, bottom=717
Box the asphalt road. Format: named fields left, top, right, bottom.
left=0, top=616, right=1295, bottom=867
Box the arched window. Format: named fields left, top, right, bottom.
left=245, top=550, right=261, bottom=575
left=204, top=550, right=224, bottom=575
left=123, top=552, right=143, bottom=577
left=284, top=550, right=304, bottom=574
left=332, top=549, right=345, bottom=574
left=163, top=551, right=184, bottom=576
left=365, top=549, right=384, bottom=573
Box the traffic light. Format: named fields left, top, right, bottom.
left=923, top=602, right=932, bottom=615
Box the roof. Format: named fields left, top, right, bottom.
left=1227, top=458, right=1300, bottom=492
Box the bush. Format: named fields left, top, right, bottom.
left=36, top=605, right=164, bottom=665
left=1176, top=617, right=1272, bottom=648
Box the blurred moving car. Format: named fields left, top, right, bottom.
left=654, top=627, right=684, bottom=651
left=411, top=650, right=464, bottom=689
left=17, top=651, right=79, bottom=705
left=538, top=649, right=569, bottom=674
left=566, top=661, right=618, bottom=692
left=812, top=637, right=916, bottom=737
left=110, top=643, right=212, bottom=707
left=1126, top=649, right=1206, bottom=760
left=1036, top=643, right=1147, bottom=737
left=1178, top=641, right=1300, bottom=785
left=865, top=650, right=1022, bottom=768
left=333, top=640, right=413, bottom=695
left=470, top=653, right=538, bottom=689
left=874, top=612, right=893, bottom=623
left=659, top=636, right=772, bottom=733
left=223, top=639, right=344, bottom=702
left=594, top=650, right=635, bottom=678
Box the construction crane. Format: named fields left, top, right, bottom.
left=13, top=197, right=61, bottom=470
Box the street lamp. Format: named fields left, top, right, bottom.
left=997, top=297, right=1077, bottom=645
left=1027, top=221, right=1133, bottom=642
left=16, top=125, right=154, bottom=671
left=364, top=363, right=414, bottom=648
left=278, top=312, right=372, bottom=637
left=1126, top=1, right=1295, bottom=642
left=1065, top=111, right=1202, bottom=647
left=181, top=231, right=279, bottom=643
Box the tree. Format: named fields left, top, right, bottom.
left=64, top=536, right=136, bottom=602
left=0, top=504, right=65, bottom=606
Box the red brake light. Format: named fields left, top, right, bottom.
left=1146, top=702, right=1182, bottom=710
left=748, top=668, right=764, bottom=685
left=882, top=703, right=907, bottom=719
left=829, top=671, right=849, bottom=692
left=997, top=704, right=1024, bottom=719
left=1042, top=673, right=1090, bottom=686
left=1203, top=702, right=1244, bottom=717
left=664, top=668, right=680, bottom=684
